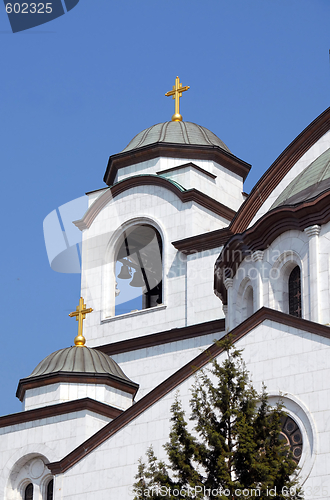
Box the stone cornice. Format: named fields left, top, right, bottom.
left=0, top=398, right=122, bottom=429
left=156, top=162, right=217, bottom=180
left=16, top=371, right=139, bottom=402
left=95, top=318, right=226, bottom=356
left=103, top=143, right=251, bottom=186
left=74, top=175, right=236, bottom=230
left=172, top=227, right=233, bottom=255
left=47, top=307, right=330, bottom=475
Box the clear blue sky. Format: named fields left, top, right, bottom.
left=0, top=0, right=329, bottom=415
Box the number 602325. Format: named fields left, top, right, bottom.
left=6, top=3, right=53, bottom=13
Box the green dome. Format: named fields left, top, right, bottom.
left=271, top=148, right=330, bottom=209
left=121, top=121, right=230, bottom=153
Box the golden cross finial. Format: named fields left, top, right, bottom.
left=69, top=297, right=93, bottom=347
left=165, top=76, right=190, bottom=122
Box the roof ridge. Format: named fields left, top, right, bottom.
left=181, top=122, right=190, bottom=144
left=159, top=122, right=169, bottom=142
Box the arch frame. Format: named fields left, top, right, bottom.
left=101, top=216, right=167, bottom=320
left=4, top=451, right=54, bottom=500
left=269, top=250, right=305, bottom=317
left=235, top=276, right=255, bottom=326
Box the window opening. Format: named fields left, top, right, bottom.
left=288, top=266, right=301, bottom=317
left=115, top=225, right=162, bottom=315
left=280, top=415, right=303, bottom=463
left=46, top=479, right=54, bottom=500
left=24, top=483, right=33, bottom=500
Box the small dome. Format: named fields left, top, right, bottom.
left=17, top=345, right=139, bottom=402
left=27, top=346, right=131, bottom=382
left=271, top=148, right=330, bottom=209
left=121, top=121, right=231, bottom=153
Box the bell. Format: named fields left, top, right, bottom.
left=118, top=263, right=131, bottom=280
left=129, top=268, right=145, bottom=287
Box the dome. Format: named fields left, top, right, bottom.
left=27, top=346, right=131, bottom=381
left=271, top=148, right=330, bottom=209
left=16, top=346, right=138, bottom=402
left=121, top=121, right=231, bottom=153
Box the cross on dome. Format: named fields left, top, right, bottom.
left=165, top=76, right=190, bottom=122
left=69, top=297, right=93, bottom=347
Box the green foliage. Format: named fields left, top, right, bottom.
left=133, top=340, right=304, bottom=499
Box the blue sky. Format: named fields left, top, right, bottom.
left=0, top=0, right=329, bottom=415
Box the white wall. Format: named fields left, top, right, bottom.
left=57, top=320, right=330, bottom=499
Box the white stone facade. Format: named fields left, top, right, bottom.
left=2, top=110, right=330, bottom=499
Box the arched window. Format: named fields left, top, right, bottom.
left=243, top=285, right=254, bottom=320
left=24, top=483, right=33, bottom=500
left=46, top=479, right=54, bottom=500
left=288, top=266, right=301, bottom=317
left=245, top=286, right=253, bottom=319
left=115, top=224, right=163, bottom=315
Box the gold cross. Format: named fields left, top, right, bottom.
left=69, top=297, right=93, bottom=347
left=165, top=76, right=190, bottom=122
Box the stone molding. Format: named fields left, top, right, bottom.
left=16, top=372, right=139, bottom=402
left=103, top=143, right=251, bottom=186
left=0, top=398, right=122, bottom=429
left=251, top=250, right=264, bottom=262
left=74, top=175, right=236, bottom=231
left=156, top=162, right=217, bottom=180
left=172, top=227, right=232, bottom=255
left=224, top=278, right=233, bottom=289
left=304, top=225, right=321, bottom=238
left=95, top=318, right=226, bottom=356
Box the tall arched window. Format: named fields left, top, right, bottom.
left=46, top=479, right=54, bottom=500
left=288, top=266, right=301, bottom=317
left=241, top=285, right=254, bottom=322
left=115, top=224, right=163, bottom=315
left=24, top=483, right=33, bottom=500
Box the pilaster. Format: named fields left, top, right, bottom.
left=304, top=225, right=321, bottom=322
left=251, top=250, right=264, bottom=310
left=224, top=278, right=234, bottom=331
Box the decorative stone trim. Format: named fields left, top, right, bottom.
left=0, top=398, right=122, bottom=429
left=103, top=142, right=251, bottom=186
left=251, top=250, right=264, bottom=262
left=16, top=372, right=139, bottom=402
left=74, top=175, right=236, bottom=230
left=304, top=225, right=321, bottom=238
left=156, top=162, right=217, bottom=180
left=172, top=227, right=232, bottom=255
left=96, top=317, right=225, bottom=356
left=224, top=278, right=233, bottom=289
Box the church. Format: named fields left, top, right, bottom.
left=1, top=78, right=330, bottom=499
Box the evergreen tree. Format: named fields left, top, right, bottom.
left=133, top=339, right=303, bottom=499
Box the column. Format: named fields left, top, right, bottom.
left=224, top=278, right=234, bottom=331
left=304, top=225, right=321, bottom=322
left=251, top=250, right=264, bottom=311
